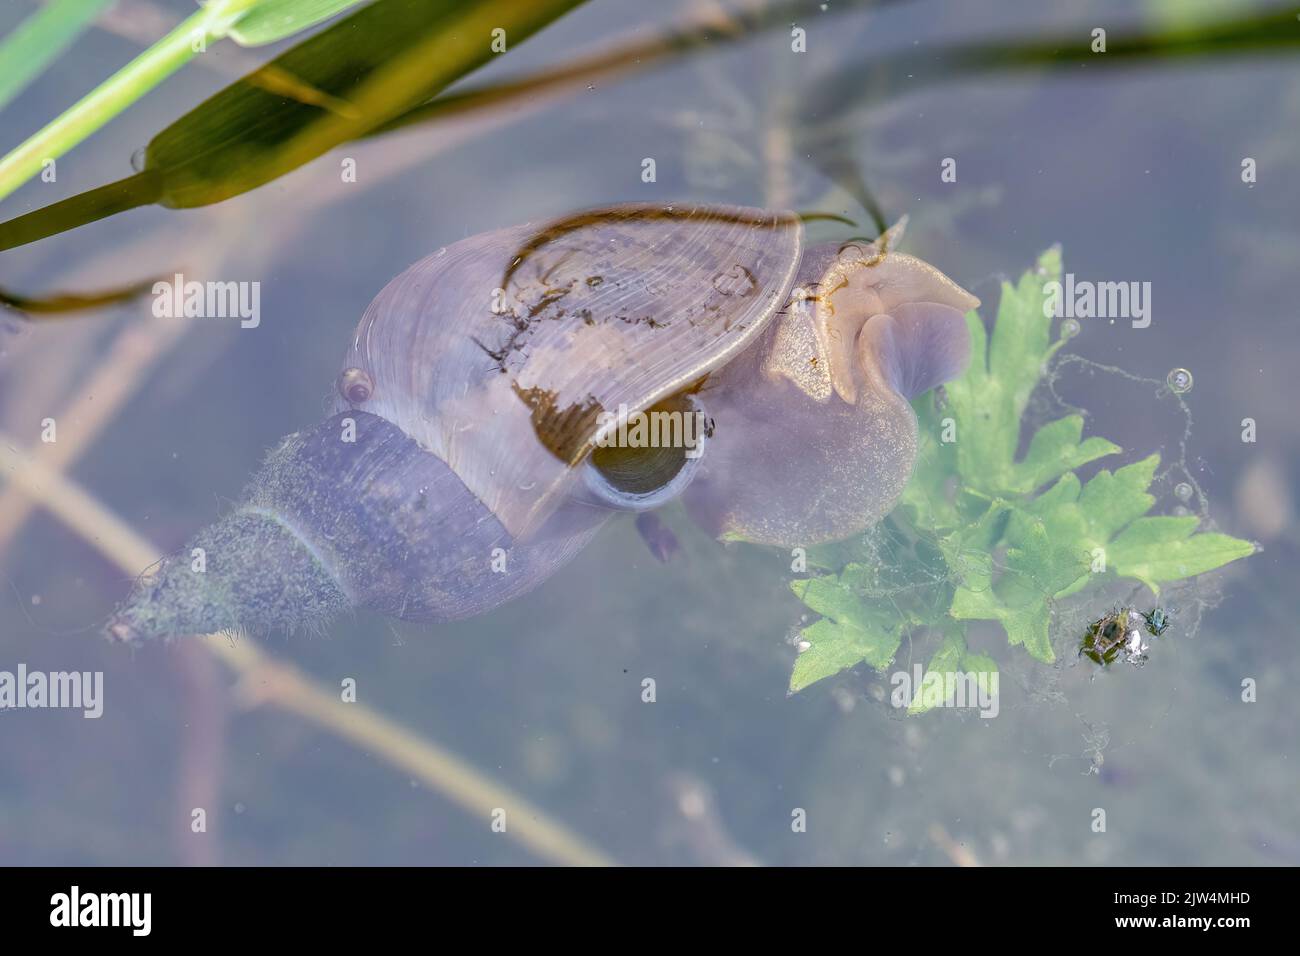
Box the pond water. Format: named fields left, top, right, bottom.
left=1, top=0, right=1297, bottom=865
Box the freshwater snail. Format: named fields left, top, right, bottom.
left=108, top=203, right=978, bottom=641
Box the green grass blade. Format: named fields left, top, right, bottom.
left=0, top=0, right=587, bottom=248
left=229, top=0, right=369, bottom=46
left=0, top=0, right=261, bottom=203
left=0, top=0, right=114, bottom=113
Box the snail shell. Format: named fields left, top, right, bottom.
left=336, top=204, right=802, bottom=537
left=108, top=203, right=976, bottom=641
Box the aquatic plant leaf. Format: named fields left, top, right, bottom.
left=941, top=247, right=1121, bottom=497
left=1010, top=416, right=1121, bottom=495
left=1009, top=453, right=1253, bottom=599
left=906, top=630, right=999, bottom=715
left=1008, top=456, right=1158, bottom=594
left=1108, top=517, right=1256, bottom=595
left=906, top=628, right=964, bottom=714
left=949, top=516, right=1088, bottom=663
left=0, top=277, right=160, bottom=316
left=788, top=575, right=906, bottom=693
left=937, top=500, right=1007, bottom=592
left=229, top=0, right=368, bottom=45
left=899, top=400, right=962, bottom=531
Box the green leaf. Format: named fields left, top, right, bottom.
left=905, top=630, right=1000, bottom=715
left=0, top=0, right=588, bottom=227
left=1009, top=455, right=1159, bottom=596
left=1108, top=517, right=1256, bottom=594
left=938, top=500, right=1008, bottom=592
left=917, top=246, right=1121, bottom=506
left=961, top=650, right=999, bottom=682
left=230, top=0, right=368, bottom=45
left=949, top=515, right=1088, bottom=662
left=0, top=0, right=260, bottom=202
left=1009, top=454, right=1254, bottom=597
left=1006, top=416, right=1121, bottom=494
left=943, top=249, right=1059, bottom=491
left=788, top=575, right=906, bottom=693
left=906, top=629, right=966, bottom=714
left=900, top=394, right=961, bottom=531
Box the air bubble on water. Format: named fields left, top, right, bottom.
left=1174, top=482, right=1194, bottom=502
left=1061, top=318, right=1081, bottom=339
left=1166, top=367, right=1193, bottom=394
left=129, top=146, right=147, bottom=173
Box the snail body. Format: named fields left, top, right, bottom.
left=110, top=203, right=977, bottom=641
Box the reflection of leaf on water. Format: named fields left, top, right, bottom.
left=789, top=248, right=1256, bottom=698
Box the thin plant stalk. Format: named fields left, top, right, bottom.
left=0, top=0, right=259, bottom=202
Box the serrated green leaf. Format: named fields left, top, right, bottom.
left=900, top=395, right=961, bottom=531
left=961, top=650, right=999, bottom=679
left=938, top=500, right=1008, bottom=592
left=1108, top=517, right=1256, bottom=593
left=905, top=631, right=1001, bottom=715
left=1008, top=454, right=1160, bottom=596
left=944, top=249, right=1060, bottom=490
left=913, top=246, right=1121, bottom=510
left=907, top=630, right=966, bottom=713
left=1007, top=416, right=1121, bottom=494
left=789, top=616, right=904, bottom=693
left=1076, top=455, right=1161, bottom=538
left=949, top=515, right=1087, bottom=662
left=1006, top=453, right=1253, bottom=599
left=790, top=575, right=868, bottom=624
left=788, top=573, right=907, bottom=692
